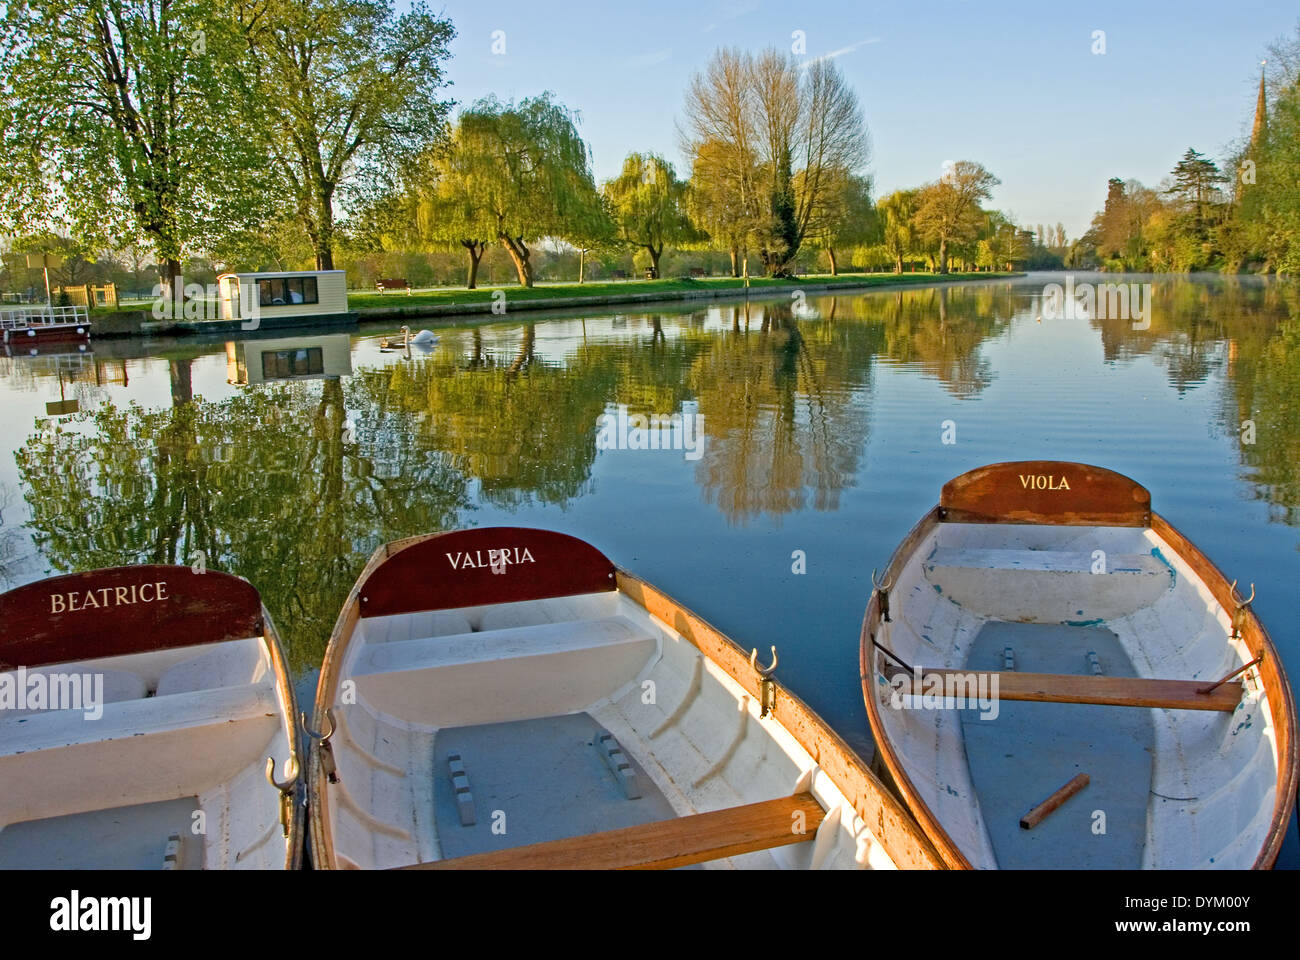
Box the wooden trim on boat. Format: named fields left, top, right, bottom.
left=860, top=502, right=1300, bottom=870
left=260, top=604, right=306, bottom=870
left=1149, top=514, right=1299, bottom=869
left=400, top=792, right=827, bottom=870
left=858, top=507, right=973, bottom=869
left=617, top=569, right=946, bottom=871
left=940, top=461, right=1151, bottom=527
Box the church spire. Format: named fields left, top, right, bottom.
left=1251, top=61, right=1267, bottom=145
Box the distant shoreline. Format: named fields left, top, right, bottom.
left=91, top=271, right=1024, bottom=339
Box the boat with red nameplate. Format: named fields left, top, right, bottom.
left=860, top=461, right=1298, bottom=870
left=0, top=565, right=303, bottom=869
left=308, top=527, right=943, bottom=870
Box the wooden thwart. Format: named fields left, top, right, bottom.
left=910, top=668, right=1243, bottom=712
left=1020, top=773, right=1090, bottom=829
left=399, top=792, right=826, bottom=870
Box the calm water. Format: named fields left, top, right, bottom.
left=3, top=273, right=1298, bottom=865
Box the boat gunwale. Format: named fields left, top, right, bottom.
left=858, top=501, right=1299, bottom=871
left=310, top=530, right=947, bottom=870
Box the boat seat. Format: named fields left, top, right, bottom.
left=922, top=547, right=1173, bottom=620
left=910, top=667, right=1242, bottom=712
left=155, top=639, right=267, bottom=696
left=350, top=617, right=657, bottom=727
left=399, top=792, right=827, bottom=870
left=0, top=683, right=281, bottom=826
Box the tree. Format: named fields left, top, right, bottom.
left=808, top=172, right=875, bottom=275
left=1166, top=148, right=1227, bottom=233
left=604, top=153, right=696, bottom=279
left=453, top=94, right=602, bottom=288
left=878, top=190, right=920, bottom=274
left=239, top=0, right=455, bottom=270
left=681, top=47, right=869, bottom=276
left=913, top=162, right=1000, bottom=273
left=0, top=1, right=270, bottom=293
left=686, top=137, right=752, bottom=276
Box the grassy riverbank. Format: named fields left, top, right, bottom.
left=90, top=270, right=1021, bottom=337
left=349, top=271, right=1016, bottom=313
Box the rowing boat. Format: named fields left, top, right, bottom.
left=0, top=565, right=303, bottom=869
left=860, top=461, right=1299, bottom=869
left=308, top=527, right=943, bottom=870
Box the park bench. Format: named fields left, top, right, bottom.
left=376, top=278, right=412, bottom=294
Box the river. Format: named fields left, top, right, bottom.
left=2, top=272, right=1297, bottom=865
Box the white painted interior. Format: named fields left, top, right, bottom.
left=867, top=522, right=1280, bottom=869
left=323, top=591, right=897, bottom=870
left=0, top=636, right=297, bottom=868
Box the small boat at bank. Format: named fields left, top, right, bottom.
left=860, top=461, right=1299, bottom=869
left=309, top=527, right=942, bottom=870
left=0, top=565, right=303, bottom=869
left=1, top=305, right=91, bottom=345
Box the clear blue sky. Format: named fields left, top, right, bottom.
left=425, top=0, right=1296, bottom=240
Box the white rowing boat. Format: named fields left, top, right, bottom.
left=308, top=527, right=943, bottom=870
left=860, top=461, right=1299, bottom=869
left=0, top=565, right=303, bottom=869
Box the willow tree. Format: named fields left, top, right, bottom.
left=808, top=172, right=875, bottom=275
left=681, top=47, right=869, bottom=275
left=914, top=161, right=1000, bottom=274
left=239, top=0, right=455, bottom=270
left=0, top=1, right=268, bottom=291
left=452, top=94, right=601, bottom=288
left=877, top=190, right=919, bottom=274
left=604, top=153, right=696, bottom=279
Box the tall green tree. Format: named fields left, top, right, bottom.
left=877, top=189, right=919, bottom=274
left=913, top=161, right=1000, bottom=274
left=454, top=94, right=602, bottom=288
left=681, top=47, right=869, bottom=276
left=0, top=0, right=269, bottom=291
left=604, top=153, right=696, bottom=279
left=808, top=172, right=875, bottom=275
left=239, top=0, right=455, bottom=270
left=1166, top=148, right=1227, bottom=234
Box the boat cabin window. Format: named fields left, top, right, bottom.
left=262, top=347, right=324, bottom=379
left=257, top=276, right=319, bottom=307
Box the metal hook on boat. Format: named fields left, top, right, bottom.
left=871, top=568, right=893, bottom=623
left=750, top=646, right=779, bottom=719
left=265, top=756, right=299, bottom=839
left=1227, top=580, right=1256, bottom=638
left=301, top=708, right=339, bottom=784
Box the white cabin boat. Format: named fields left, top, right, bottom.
left=861, top=462, right=1299, bottom=869
left=217, top=270, right=358, bottom=329
left=308, top=527, right=942, bottom=870
left=0, top=565, right=303, bottom=869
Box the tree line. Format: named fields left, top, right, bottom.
left=1067, top=25, right=1300, bottom=273
left=1, top=3, right=1046, bottom=294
